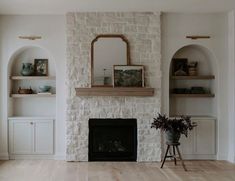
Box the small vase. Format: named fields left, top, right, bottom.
left=21, top=63, right=34, bottom=76
left=165, top=130, right=181, bottom=144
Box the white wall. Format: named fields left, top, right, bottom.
left=162, top=13, right=229, bottom=160
left=0, top=12, right=233, bottom=162
left=0, top=15, right=66, bottom=159
left=228, top=11, right=235, bottom=163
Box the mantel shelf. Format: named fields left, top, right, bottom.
left=10, top=76, right=56, bottom=80
left=171, top=75, right=215, bottom=80
left=76, top=87, right=155, bottom=96
left=171, top=93, right=215, bottom=98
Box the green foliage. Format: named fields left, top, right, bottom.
left=151, top=113, right=197, bottom=137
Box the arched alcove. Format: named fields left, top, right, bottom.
left=169, top=44, right=217, bottom=117
left=7, top=46, right=56, bottom=117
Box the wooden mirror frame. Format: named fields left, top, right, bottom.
left=91, top=34, right=131, bottom=87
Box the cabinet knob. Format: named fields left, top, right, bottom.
left=30, top=122, right=33, bottom=125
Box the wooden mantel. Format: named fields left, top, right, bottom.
left=75, top=87, right=155, bottom=96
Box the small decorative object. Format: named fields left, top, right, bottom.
left=18, top=87, right=33, bottom=94
left=113, top=65, right=144, bottom=87
left=191, top=87, right=205, bottom=94
left=151, top=114, right=197, bottom=144
left=173, top=88, right=188, bottom=94
left=34, top=59, right=48, bottom=76
left=188, top=61, right=198, bottom=76
left=39, top=85, right=51, bottom=92
left=172, top=58, right=188, bottom=76
left=21, top=63, right=34, bottom=76
left=103, top=69, right=112, bottom=85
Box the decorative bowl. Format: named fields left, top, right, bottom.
left=39, top=85, right=51, bottom=92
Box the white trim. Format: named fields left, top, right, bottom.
left=54, top=153, right=66, bottom=160
left=0, top=153, right=9, bottom=160
left=8, top=117, right=55, bottom=120
left=182, top=154, right=216, bottom=160
left=9, top=154, right=54, bottom=160
left=217, top=154, right=227, bottom=160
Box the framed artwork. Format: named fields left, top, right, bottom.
left=172, top=58, right=188, bottom=76
left=34, top=59, right=48, bottom=76
left=113, top=65, right=144, bottom=87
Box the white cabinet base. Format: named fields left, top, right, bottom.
left=180, top=117, right=216, bottom=160
left=8, top=117, right=54, bottom=159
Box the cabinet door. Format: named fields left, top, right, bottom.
left=180, top=130, right=194, bottom=155
left=9, top=120, right=33, bottom=154
left=195, top=119, right=216, bottom=155
left=34, top=120, right=54, bottom=154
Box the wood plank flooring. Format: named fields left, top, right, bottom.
left=0, top=160, right=234, bottom=181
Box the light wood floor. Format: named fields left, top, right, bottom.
left=0, top=160, right=234, bottom=181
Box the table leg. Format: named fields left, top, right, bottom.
left=176, top=146, right=187, bottom=171
left=173, top=146, right=177, bottom=165
left=161, top=145, right=170, bottom=169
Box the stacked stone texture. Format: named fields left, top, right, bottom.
left=66, top=12, right=161, bottom=161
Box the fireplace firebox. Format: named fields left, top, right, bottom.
left=89, top=118, right=137, bottom=161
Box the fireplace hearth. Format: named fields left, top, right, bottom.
left=89, top=118, right=137, bottom=161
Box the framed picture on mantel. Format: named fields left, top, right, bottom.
left=113, top=65, right=144, bottom=87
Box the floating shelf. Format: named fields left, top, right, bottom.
left=76, top=87, right=154, bottom=96
left=171, top=75, right=215, bottom=80
left=171, top=94, right=215, bottom=98
left=10, top=76, right=56, bottom=80
left=11, top=94, right=56, bottom=98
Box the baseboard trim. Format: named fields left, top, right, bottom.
left=54, top=154, right=66, bottom=160
left=9, top=154, right=54, bottom=160
left=217, top=154, right=227, bottom=160
left=0, top=153, right=9, bottom=160
left=182, top=154, right=216, bottom=160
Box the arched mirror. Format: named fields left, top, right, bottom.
left=91, top=34, right=130, bottom=87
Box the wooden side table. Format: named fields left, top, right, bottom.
left=160, top=142, right=187, bottom=171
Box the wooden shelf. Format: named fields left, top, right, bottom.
left=171, top=75, right=215, bottom=80
left=10, top=76, right=56, bottom=80
left=76, top=87, right=154, bottom=96
left=171, top=94, right=215, bottom=98
left=11, top=94, right=56, bottom=98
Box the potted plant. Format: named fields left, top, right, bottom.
left=151, top=114, right=197, bottom=143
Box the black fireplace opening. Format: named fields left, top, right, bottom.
left=89, top=118, right=137, bottom=161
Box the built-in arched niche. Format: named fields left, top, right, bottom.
left=169, top=44, right=217, bottom=117
left=8, top=46, right=56, bottom=117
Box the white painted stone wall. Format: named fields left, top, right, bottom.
left=66, top=12, right=161, bottom=161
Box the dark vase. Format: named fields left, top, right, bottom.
left=165, top=130, right=181, bottom=144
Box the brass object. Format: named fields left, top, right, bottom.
left=186, top=36, right=210, bottom=40
left=18, top=87, right=33, bottom=94
left=18, top=36, right=42, bottom=40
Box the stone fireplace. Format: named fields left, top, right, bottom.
left=66, top=12, right=161, bottom=161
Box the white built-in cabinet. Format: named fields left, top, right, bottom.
left=180, top=117, right=216, bottom=159
left=9, top=117, right=54, bottom=158
left=168, top=45, right=217, bottom=160
left=7, top=47, right=56, bottom=159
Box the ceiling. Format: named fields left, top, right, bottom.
left=0, top=0, right=235, bottom=15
